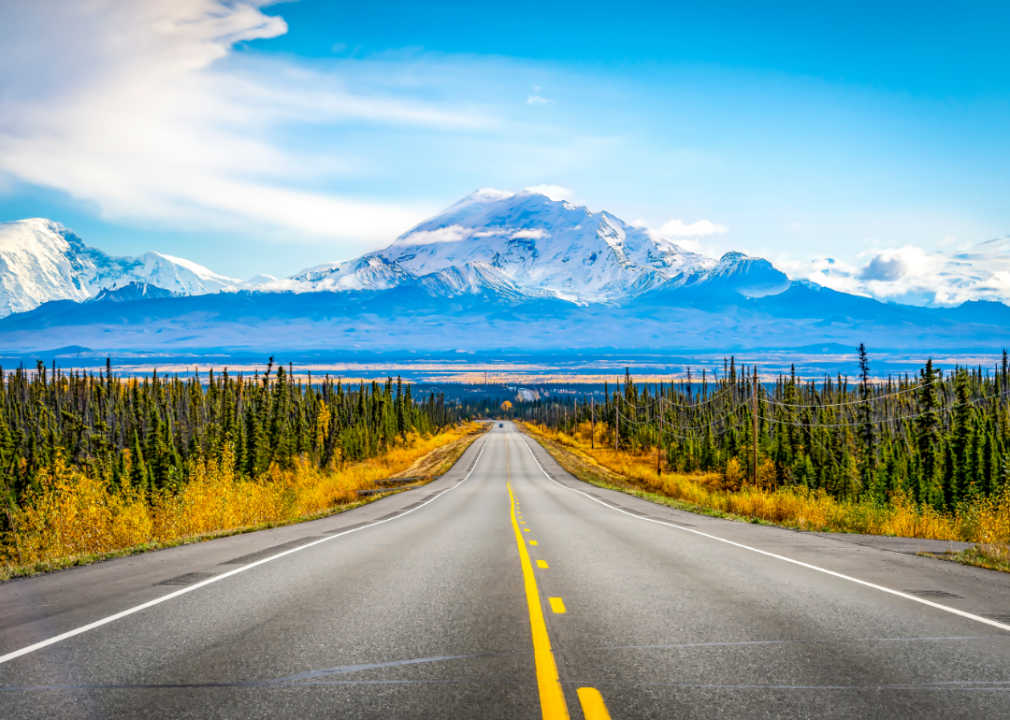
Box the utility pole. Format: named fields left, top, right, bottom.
left=752, top=364, right=759, bottom=485
left=591, top=395, right=595, bottom=449
left=614, top=391, right=619, bottom=452
left=657, top=396, right=663, bottom=476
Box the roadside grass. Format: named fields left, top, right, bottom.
left=520, top=422, right=1010, bottom=572
left=920, top=544, right=1010, bottom=574
left=1, top=424, right=486, bottom=582
left=519, top=425, right=772, bottom=526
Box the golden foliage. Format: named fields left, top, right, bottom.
left=722, top=458, right=745, bottom=492
left=1, top=424, right=482, bottom=572
left=523, top=422, right=1010, bottom=547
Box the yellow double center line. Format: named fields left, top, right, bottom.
left=506, top=437, right=570, bottom=720
left=506, top=435, right=613, bottom=720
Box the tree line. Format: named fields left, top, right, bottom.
left=0, top=358, right=475, bottom=512
left=521, top=348, right=1010, bottom=509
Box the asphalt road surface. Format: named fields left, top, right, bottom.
left=2, top=422, right=1010, bottom=719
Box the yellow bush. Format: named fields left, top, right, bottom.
left=1, top=424, right=480, bottom=571
left=522, top=422, right=1010, bottom=545
left=722, top=458, right=745, bottom=491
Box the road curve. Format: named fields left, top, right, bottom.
left=2, top=422, right=1010, bottom=719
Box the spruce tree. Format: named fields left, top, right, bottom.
left=915, top=359, right=940, bottom=504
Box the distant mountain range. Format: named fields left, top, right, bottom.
left=0, top=218, right=237, bottom=316
left=0, top=191, right=1007, bottom=355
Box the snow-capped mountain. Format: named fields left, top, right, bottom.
left=0, top=192, right=789, bottom=318
left=3, top=191, right=1009, bottom=355
left=0, top=219, right=239, bottom=317
left=88, top=282, right=177, bottom=304
left=283, top=189, right=724, bottom=303
left=669, top=252, right=791, bottom=298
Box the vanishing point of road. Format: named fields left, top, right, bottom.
left=2, top=422, right=1010, bottom=719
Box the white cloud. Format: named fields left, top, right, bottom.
left=673, top=238, right=721, bottom=256
left=527, top=95, right=552, bottom=104
left=511, top=229, right=550, bottom=240
left=0, top=0, right=480, bottom=243
left=631, top=218, right=725, bottom=257
left=658, top=218, right=730, bottom=237
left=472, top=188, right=516, bottom=201
left=397, top=225, right=470, bottom=245
left=784, top=238, right=1010, bottom=306
left=523, top=184, right=573, bottom=201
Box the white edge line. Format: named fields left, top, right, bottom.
left=0, top=433, right=495, bottom=666
left=516, top=434, right=1010, bottom=635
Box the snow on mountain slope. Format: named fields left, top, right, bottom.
left=289, top=189, right=718, bottom=303
left=679, top=252, right=791, bottom=297
left=123, top=252, right=237, bottom=297
left=88, top=282, right=176, bottom=303
left=0, top=219, right=238, bottom=316
left=415, top=262, right=553, bottom=303
left=0, top=191, right=791, bottom=320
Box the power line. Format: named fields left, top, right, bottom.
left=761, top=376, right=944, bottom=409
left=757, top=386, right=1010, bottom=429
left=615, top=385, right=738, bottom=410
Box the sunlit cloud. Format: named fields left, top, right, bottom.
left=0, top=0, right=483, bottom=243
left=782, top=238, right=1010, bottom=306
left=523, top=185, right=573, bottom=202
left=658, top=218, right=729, bottom=237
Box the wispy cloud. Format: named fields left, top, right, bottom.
left=523, top=185, right=573, bottom=202
left=511, top=228, right=550, bottom=240
left=782, top=238, right=1010, bottom=306
left=629, top=217, right=728, bottom=258
left=527, top=95, right=552, bottom=104
left=0, top=0, right=484, bottom=243
left=658, top=218, right=729, bottom=237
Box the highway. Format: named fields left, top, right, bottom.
left=2, top=421, right=1010, bottom=719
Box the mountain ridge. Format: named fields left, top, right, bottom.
left=279, top=189, right=722, bottom=304
left=0, top=218, right=238, bottom=317
left=0, top=190, right=1007, bottom=354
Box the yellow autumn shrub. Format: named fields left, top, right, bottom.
left=1, top=424, right=481, bottom=571
left=523, top=421, right=1010, bottom=545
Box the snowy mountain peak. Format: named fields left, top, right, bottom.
left=0, top=218, right=238, bottom=317
left=88, top=282, right=176, bottom=303
left=682, top=251, right=791, bottom=298
left=0, top=192, right=793, bottom=317
left=296, top=190, right=721, bottom=304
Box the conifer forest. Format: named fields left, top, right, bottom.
left=0, top=358, right=477, bottom=513
left=5, top=348, right=1010, bottom=572
left=520, top=348, right=1010, bottom=511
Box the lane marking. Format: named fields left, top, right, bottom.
left=537, top=560, right=550, bottom=569
left=577, top=687, right=613, bottom=720
left=589, top=635, right=997, bottom=652
left=509, top=481, right=569, bottom=719
left=0, top=434, right=495, bottom=667
left=530, top=541, right=538, bottom=546
left=516, top=435, right=1010, bottom=635
left=506, top=437, right=570, bottom=720
left=524, top=528, right=531, bottom=532
left=550, top=598, right=567, bottom=615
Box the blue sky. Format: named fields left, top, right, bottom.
left=0, top=0, right=1008, bottom=304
